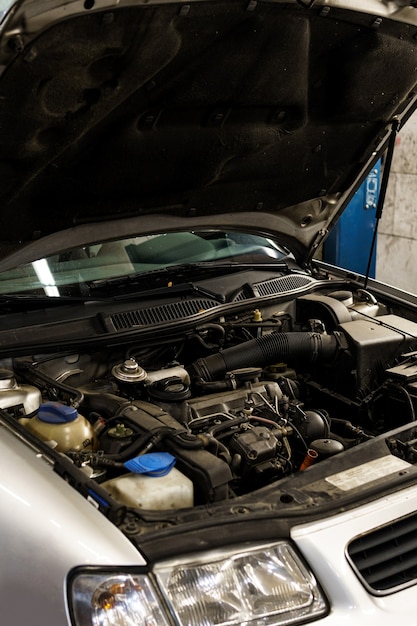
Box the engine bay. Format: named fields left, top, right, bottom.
left=3, top=284, right=417, bottom=513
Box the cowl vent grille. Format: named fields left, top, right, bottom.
left=347, top=511, right=417, bottom=594
left=103, top=299, right=217, bottom=332
left=254, top=274, right=315, bottom=296
left=100, top=275, right=317, bottom=332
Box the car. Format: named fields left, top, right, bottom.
left=1, top=0, right=417, bottom=624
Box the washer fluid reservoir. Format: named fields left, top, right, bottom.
left=103, top=458, right=194, bottom=510
left=20, top=402, right=94, bottom=452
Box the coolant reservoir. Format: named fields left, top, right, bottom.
left=102, top=467, right=194, bottom=510
left=20, top=401, right=94, bottom=452
left=0, top=369, right=41, bottom=415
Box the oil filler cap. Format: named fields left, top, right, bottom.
left=38, top=402, right=78, bottom=423
left=124, top=452, right=176, bottom=476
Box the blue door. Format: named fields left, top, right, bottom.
left=324, top=162, right=381, bottom=277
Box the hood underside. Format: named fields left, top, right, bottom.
left=1, top=0, right=417, bottom=263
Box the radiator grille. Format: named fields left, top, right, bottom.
left=105, top=299, right=217, bottom=331
left=347, top=511, right=417, bottom=594
left=254, top=274, right=314, bottom=296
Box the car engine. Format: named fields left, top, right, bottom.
left=3, top=286, right=417, bottom=511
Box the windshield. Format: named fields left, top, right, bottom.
left=0, top=230, right=288, bottom=296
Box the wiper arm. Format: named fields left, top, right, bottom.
left=87, top=262, right=234, bottom=290
left=88, top=260, right=289, bottom=293
left=113, top=281, right=227, bottom=303
left=0, top=293, right=109, bottom=311
left=88, top=261, right=289, bottom=302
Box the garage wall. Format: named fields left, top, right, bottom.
left=376, top=114, right=417, bottom=294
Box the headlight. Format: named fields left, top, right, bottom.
left=68, top=542, right=328, bottom=626
left=155, top=542, right=328, bottom=625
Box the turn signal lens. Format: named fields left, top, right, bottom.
left=69, top=572, right=171, bottom=626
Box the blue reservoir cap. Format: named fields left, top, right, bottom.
left=38, top=402, right=78, bottom=424
left=124, top=452, right=176, bottom=477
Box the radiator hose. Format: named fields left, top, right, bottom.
left=189, top=332, right=339, bottom=382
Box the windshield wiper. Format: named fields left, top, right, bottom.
left=0, top=261, right=290, bottom=309
left=115, top=281, right=227, bottom=303
left=0, top=293, right=109, bottom=311
left=88, top=260, right=289, bottom=296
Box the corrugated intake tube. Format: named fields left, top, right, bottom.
left=189, top=332, right=339, bottom=382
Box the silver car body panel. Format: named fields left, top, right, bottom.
left=292, top=484, right=417, bottom=624
left=0, top=423, right=145, bottom=626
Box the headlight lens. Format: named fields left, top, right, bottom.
left=69, top=571, right=171, bottom=626
left=154, top=542, right=328, bottom=625
left=69, top=542, right=328, bottom=626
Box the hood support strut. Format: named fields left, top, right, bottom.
left=364, top=119, right=399, bottom=289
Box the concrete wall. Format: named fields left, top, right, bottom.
left=376, top=114, right=417, bottom=294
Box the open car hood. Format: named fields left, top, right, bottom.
left=1, top=0, right=417, bottom=266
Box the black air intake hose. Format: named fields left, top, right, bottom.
left=189, top=332, right=338, bottom=382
